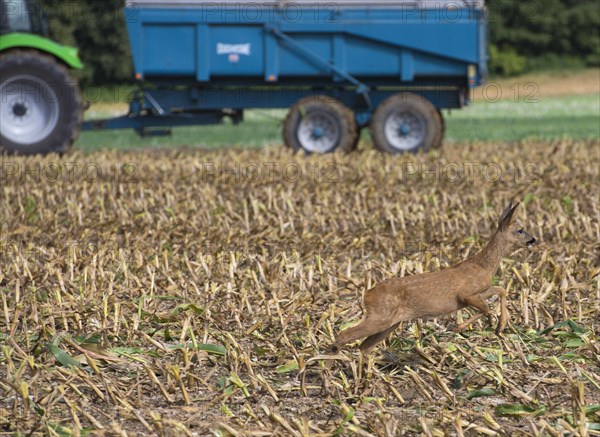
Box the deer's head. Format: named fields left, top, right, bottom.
left=497, top=202, right=536, bottom=248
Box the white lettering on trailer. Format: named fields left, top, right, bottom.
left=217, top=43, right=251, bottom=56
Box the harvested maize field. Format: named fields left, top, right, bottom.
left=1, top=139, right=599, bottom=436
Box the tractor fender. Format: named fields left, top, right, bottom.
left=0, top=33, right=83, bottom=69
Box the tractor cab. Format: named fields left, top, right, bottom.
left=0, top=0, right=48, bottom=36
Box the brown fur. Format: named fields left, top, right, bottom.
left=332, top=202, right=536, bottom=354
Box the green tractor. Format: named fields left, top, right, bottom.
left=0, top=0, right=84, bottom=154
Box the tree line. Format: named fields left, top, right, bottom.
left=39, top=0, right=599, bottom=86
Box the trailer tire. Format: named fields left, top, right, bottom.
left=370, top=93, right=443, bottom=154
left=432, top=108, right=445, bottom=149
left=0, top=50, right=83, bottom=155
left=283, top=96, right=357, bottom=154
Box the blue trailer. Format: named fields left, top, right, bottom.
left=61, top=1, right=487, bottom=154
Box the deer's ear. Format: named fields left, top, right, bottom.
left=499, top=202, right=520, bottom=230
left=498, top=202, right=513, bottom=226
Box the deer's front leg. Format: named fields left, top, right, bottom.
left=474, top=286, right=509, bottom=334
left=455, top=294, right=492, bottom=331
left=488, top=286, right=508, bottom=334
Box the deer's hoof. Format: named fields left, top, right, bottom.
left=454, top=324, right=468, bottom=333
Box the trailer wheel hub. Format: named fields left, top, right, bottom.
left=312, top=126, right=324, bottom=139
left=384, top=110, right=426, bottom=151
left=297, top=111, right=340, bottom=153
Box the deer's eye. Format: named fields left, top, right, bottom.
left=517, top=229, right=524, bottom=234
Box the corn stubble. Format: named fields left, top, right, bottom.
left=1, top=140, right=599, bottom=436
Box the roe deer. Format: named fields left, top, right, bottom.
left=332, top=201, right=536, bottom=354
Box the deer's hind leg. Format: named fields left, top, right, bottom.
left=359, top=322, right=400, bottom=354
left=332, top=317, right=394, bottom=352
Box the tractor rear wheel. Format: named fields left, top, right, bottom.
left=370, top=93, right=443, bottom=154
left=0, top=50, right=83, bottom=155
left=283, top=96, right=357, bottom=154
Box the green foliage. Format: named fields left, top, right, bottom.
left=488, top=0, right=600, bottom=75
left=489, top=45, right=527, bottom=76
left=525, top=54, right=586, bottom=73
left=495, top=404, right=548, bottom=417
left=42, top=0, right=133, bottom=87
